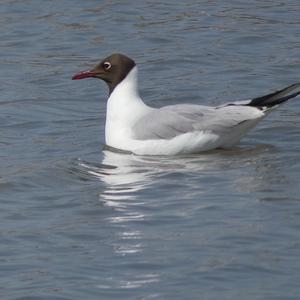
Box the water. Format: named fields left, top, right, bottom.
left=1, top=0, right=300, bottom=299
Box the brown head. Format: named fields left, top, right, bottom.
left=72, top=53, right=136, bottom=94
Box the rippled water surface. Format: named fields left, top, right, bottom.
left=1, top=1, right=300, bottom=299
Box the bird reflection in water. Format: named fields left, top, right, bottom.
left=74, top=143, right=293, bottom=289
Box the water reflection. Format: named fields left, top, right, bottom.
left=75, top=144, right=295, bottom=290
left=78, top=144, right=282, bottom=205
left=75, top=143, right=295, bottom=250
left=82, top=149, right=218, bottom=200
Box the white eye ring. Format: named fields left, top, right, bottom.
left=103, top=61, right=111, bottom=70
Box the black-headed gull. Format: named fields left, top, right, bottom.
left=72, top=53, right=300, bottom=155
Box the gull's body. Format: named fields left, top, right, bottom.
left=72, top=53, right=300, bottom=155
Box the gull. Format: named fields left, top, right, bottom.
left=72, top=53, right=300, bottom=155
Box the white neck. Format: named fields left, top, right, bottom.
left=105, top=66, right=152, bottom=147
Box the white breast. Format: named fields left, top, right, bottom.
left=105, top=67, right=152, bottom=149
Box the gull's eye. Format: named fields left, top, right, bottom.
left=103, top=61, right=112, bottom=70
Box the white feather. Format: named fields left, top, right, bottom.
left=105, top=67, right=266, bottom=155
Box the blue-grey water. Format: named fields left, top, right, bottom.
left=1, top=1, right=300, bottom=299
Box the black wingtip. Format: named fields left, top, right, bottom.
left=248, top=82, right=300, bottom=107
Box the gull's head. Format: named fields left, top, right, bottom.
left=72, top=53, right=136, bottom=94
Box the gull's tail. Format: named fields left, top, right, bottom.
left=248, top=82, right=300, bottom=108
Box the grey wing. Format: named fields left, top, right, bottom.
left=132, top=105, right=199, bottom=140
left=132, top=104, right=262, bottom=140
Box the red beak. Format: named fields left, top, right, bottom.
left=72, top=70, right=97, bottom=80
